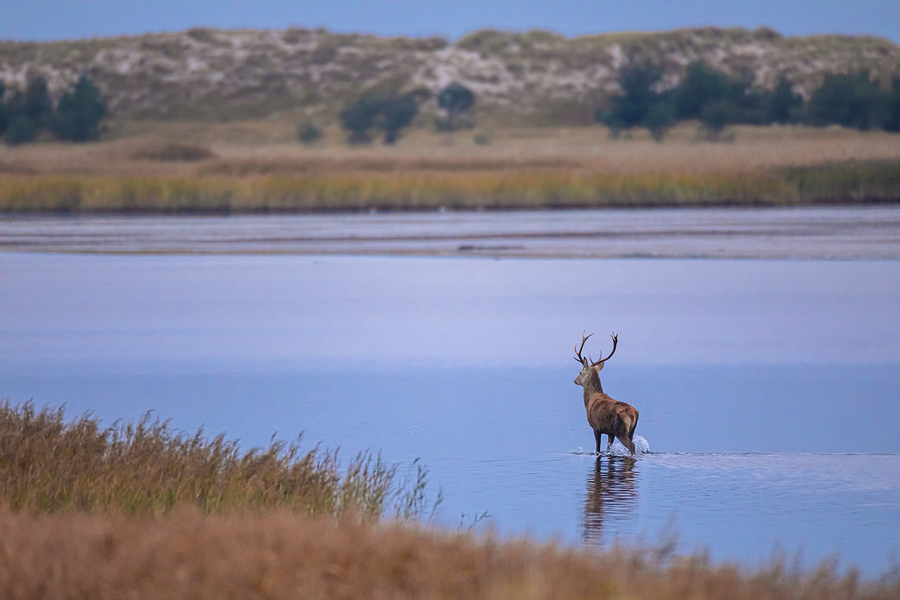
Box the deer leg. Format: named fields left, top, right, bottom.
left=616, top=433, right=636, bottom=455
left=593, top=430, right=603, bottom=453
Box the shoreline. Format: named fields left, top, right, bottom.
left=3, top=205, right=899, bottom=259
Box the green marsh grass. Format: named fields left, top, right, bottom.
left=780, top=160, right=900, bottom=203
left=0, top=170, right=820, bottom=213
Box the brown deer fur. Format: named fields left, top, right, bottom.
left=574, top=332, right=639, bottom=454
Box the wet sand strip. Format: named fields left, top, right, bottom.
left=1, top=206, right=899, bottom=259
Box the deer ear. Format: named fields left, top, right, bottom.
left=595, top=362, right=604, bottom=373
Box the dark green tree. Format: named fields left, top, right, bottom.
left=669, top=61, right=772, bottom=136
left=4, top=114, right=41, bottom=145
left=675, top=62, right=736, bottom=120
left=4, top=75, right=53, bottom=144
left=436, top=82, right=475, bottom=131
left=884, top=77, right=900, bottom=133
left=380, top=93, right=419, bottom=144
left=339, top=93, right=384, bottom=144
left=0, top=80, right=8, bottom=136
left=805, top=72, right=889, bottom=130
left=764, top=75, right=803, bottom=124
left=598, top=61, right=664, bottom=131
left=641, top=101, right=677, bottom=141
left=698, top=100, right=736, bottom=140
left=50, top=75, right=107, bottom=142
left=340, top=89, right=426, bottom=145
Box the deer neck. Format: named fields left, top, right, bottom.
left=582, top=371, right=604, bottom=403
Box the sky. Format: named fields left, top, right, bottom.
left=1, top=0, right=898, bottom=43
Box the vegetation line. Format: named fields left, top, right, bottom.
left=0, top=400, right=437, bottom=519
left=1, top=160, right=898, bottom=213
left=0, top=400, right=897, bottom=599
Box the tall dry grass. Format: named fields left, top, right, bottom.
left=0, top=401, right=897, bottom=599
left=0, top=171, right=816, bottom=212
left=0, top=400, right=433, bottom=519
left=3, top=165, right=898, bottom=213
left=0, top=124, right=898, bottom=212
left=779, top=160, right=900, bottom=203
left=0, top=508, right=897, bottom=600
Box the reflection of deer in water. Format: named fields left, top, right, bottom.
left=574, top=331, right=640, bottom=454
left=583, top=456, right=638, bottom=545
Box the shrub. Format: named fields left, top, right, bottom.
left=598, top=61, right=664, bottom=132
left=698, top=100, right=737, bottom=140
left=340, top=93, right=384, bottom=144
left=4, top=114, right=41, bottom=145
left=380, top=93, right=419, bottom=144
left=641, top=102, right=677, bottom=141
left=297, top=121, right=323, bottom=144
left=130, top=142, right=216, bottom=162
left=0, top=80, right=8, bottom=136
left=50, top=75, right=107, bottom=142
left=3, top=75, right=53, bottom=144
left=675, top=62, right=736, bottom=120
left=885, top=78, right=900, bottom=132
left=10, top=75, right=53, bottom=127
left=806, top=72, right=889, bottom=130
left=764, top=75, right=804, bottom=124
left=340, top=90, right=426, bottom=145
left=436, top=82, right=475, bottom=131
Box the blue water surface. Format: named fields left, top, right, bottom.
left=1, top=253, right=898, bottom=574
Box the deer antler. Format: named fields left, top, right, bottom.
left=574, top=331, right=594, bottom=365
left=590, top=332, right=618, bottom=366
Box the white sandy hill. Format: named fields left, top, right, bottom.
left=1, top=26, right=898, bottom=120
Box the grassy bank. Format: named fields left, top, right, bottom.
left=0, top=400, right=897, bottom=599
left=2, top=509, right=897, bottom=600
left=0, top=125, right=898, bottom=212
left=0, top=401, right=432, bottom=518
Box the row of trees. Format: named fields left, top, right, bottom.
left=335, top=82, right=476, bottom=145
left=598, top=61, right=900, bottom=140
left=0, top=75, right=107, bottom=145
left=7, top=67, right=900, bottom=147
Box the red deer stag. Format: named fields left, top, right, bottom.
left=574, top=331, right=640, bottom=454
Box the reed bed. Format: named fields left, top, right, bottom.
left=0, top=170, right=821, bottom=213
left=0, top=508, right=897, bottom=600
left=1, top=124, right=898, bottom=212
left=779, top=160, right=900, bottom=203
left=0, top=401, right=432, bottom=519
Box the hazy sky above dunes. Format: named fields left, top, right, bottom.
left=1, top=0, right=898, bottom=43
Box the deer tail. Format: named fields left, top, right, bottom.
left=617, top=406, right=638, bottom=438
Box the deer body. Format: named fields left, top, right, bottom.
left=574, top=332, right=640, bottom=454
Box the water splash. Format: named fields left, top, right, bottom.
left=608, top=435, right=650, bottom=456
left=570, top=435, right=650, bottom=456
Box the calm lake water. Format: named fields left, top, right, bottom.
left=2, top=249, right=899, bottom=574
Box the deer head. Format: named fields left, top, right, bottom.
left=574, top=330, right=618, bottom=387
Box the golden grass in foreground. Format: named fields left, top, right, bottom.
left=0, top=401, right=431, bottom=518
left=1, top=401, right=897, bottom=599
left=1, top=509, right=898, bottom=600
